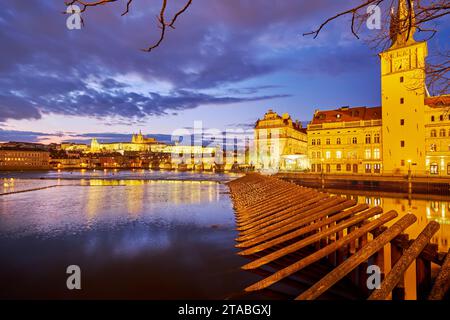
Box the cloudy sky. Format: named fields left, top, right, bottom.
left=0, top=0, right=448, bottom=144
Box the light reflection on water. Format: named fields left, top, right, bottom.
left=0, top=180, right=231, bottom=238
left=0, top=176, right=259, bottom=299
left=339, top=193, right=450, bottom=251
left=0, top=169, right=243, bottom=182
left=335, top=191, right=450, bottom=300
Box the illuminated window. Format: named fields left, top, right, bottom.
left=325, top=151, right=331, bottom=159
left=373, top=148, right=380, bottom=159
left=430, top=163, right=439, bottom=175
left=336, top=151, right=342, bottom=159
left=374, top=164, right=381, bottom=173
left=365, top=164, right=371, bottom=173
left=365, top=149, right=371, bottom=159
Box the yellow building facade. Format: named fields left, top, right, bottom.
left=254, top=109, right=308, bottom=171
left=424, top=97, right=450, bottom=176
left=308, top=107, right=382, bottom=174
left=0, top=149, right=50, bottom=170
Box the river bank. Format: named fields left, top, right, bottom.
left=277, top=172, right=450, bottom=197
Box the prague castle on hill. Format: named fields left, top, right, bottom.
left=254, top=0, right=450, bottom=176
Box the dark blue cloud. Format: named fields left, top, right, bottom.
left=0, top=0, right=347, bottom=123
left=0, top=0, right=447, bottom=125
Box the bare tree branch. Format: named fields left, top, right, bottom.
left=64, top=0, right=193, bottom=52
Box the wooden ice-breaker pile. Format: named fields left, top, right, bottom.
left=227, top=173, right=450, bottom=300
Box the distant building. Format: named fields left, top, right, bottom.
left=254, top=109, right=308, bottom=171
left=0, top=148, right=50, bottom=170
left=60, top=131, right=220, bottom=170
left=89, top=131, right=158, bottom=153
left=308, top=106, right=382, bottom=174
left=131, top=131, right=157, bottom=144
left=60, top=143, right=89, bottom=152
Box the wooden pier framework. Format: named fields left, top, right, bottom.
left=227, top=173, right=450, bottom=300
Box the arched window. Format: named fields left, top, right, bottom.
left=431, top=129, right=437, bottom=137
left=440, top=129, right=446, bottom=137
left=374, top=133, right=380, bottom=143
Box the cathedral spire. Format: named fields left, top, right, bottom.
left=389, top=0, right=416, bottom=48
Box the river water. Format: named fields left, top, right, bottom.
left=0, top=171, right=449, bottom=299
left=0, top=170, right=261, bottom=299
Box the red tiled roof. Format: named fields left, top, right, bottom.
left=310, top=106, right=382, bottom=124
left=425, top=95, right=450, bottom=108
